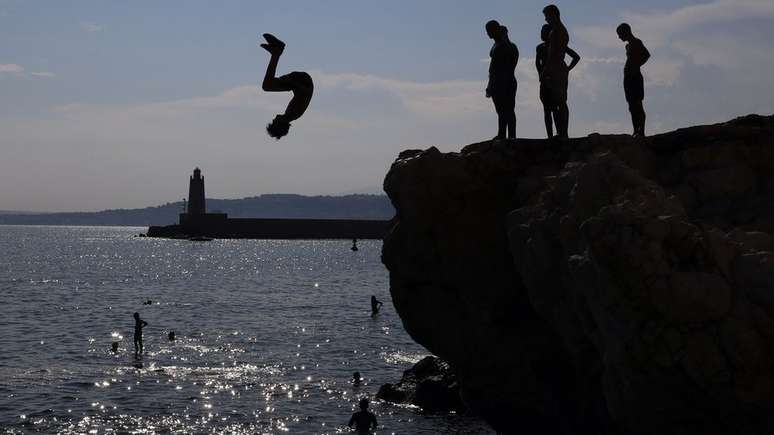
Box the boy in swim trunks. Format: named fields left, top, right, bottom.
left=617, top=23, right=650, bottom=137
left=536, top=24, right=580, bottom=139
left=541, top=5, right=571, bottom=139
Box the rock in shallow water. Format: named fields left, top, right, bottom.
left=377, top=356, right=465, bottom=413
left=382, top=115, right=774, bottom=435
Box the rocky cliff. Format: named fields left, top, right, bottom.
left=382, top=115, right=774, bottom=434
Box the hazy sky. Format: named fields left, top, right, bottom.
left=1, top=0, right=773, bottom=211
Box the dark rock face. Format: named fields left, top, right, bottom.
left=382, top=115, right=774, bottom=434
left=377, top=356, right=464, bottom=413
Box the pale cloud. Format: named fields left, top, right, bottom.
left=80, top=21, right=103, bottom=33
left=643, top=58, right=683, bottom=86
left=574, top=0, right=774, bottom=95
left=313, top=71, right=488, bottom=117
left=0, top=64, right=55, bottom=78
left=579, top=0, right=774, bottom=49
left=0, top=63, right=24, bottom=74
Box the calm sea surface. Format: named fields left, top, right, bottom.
left=0, top=226, right=492, bottom=434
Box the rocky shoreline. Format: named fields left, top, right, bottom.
left=377, top=356, right=465, bottom=414
left=381, top=115, right=774, bottom=434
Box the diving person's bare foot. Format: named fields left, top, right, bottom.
left=262, top=33, right=286, bottom=50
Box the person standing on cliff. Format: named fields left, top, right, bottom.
left=536, top=24, right=580, bottom=139
left=260, top=33, right=314, bottom=140
left=617, top=23, right=650, bottom=137
left=485, top=20, right=519, bottom=141
left=541, top=5, right=571, bottom=139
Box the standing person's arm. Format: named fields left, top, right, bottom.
left=143, top=320, right=148, bottom=328
left=536, top=46, right=544, bottom=75
left=348, top=414, right=355, bottom=428
left=486, top=53, right=494, bottom=98
left=640, top=42, right=651, bottom=67
left=566, top=47, right=581, bottom=71
left=371, top=414, right=378, bottom=430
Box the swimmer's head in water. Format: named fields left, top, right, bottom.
left=617, top=23, right=632, bottom=41
left=134, top=312, right=139, bottom=320
left=266, top=115, right=291, bottom=139
left=541, top=24, right=552, bottom=42
left=359, top=398, right=369, bottom=410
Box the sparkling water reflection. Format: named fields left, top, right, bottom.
left=0, top=226, right=492, bottom=434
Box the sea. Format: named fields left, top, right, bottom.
left=0, top=226, right=493, bottom=434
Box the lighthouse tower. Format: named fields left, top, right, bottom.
left=187, top=167, right=206, bottom=215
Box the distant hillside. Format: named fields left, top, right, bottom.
left=0, top=194, right=394, bottom=226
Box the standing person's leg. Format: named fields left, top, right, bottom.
left=540, top=82, right=554, bottom=138
left=632, top=100, right=646, bottom=136
left=549, top=79, right=569, bottom=139
left=134, top=335, right=139, bottom=355
left=624, top=73, right=645, bottom=136
left=492, top=95, right=507, bottom=139
left=556, top=103, right=569, bottom=139
left=507, top=110, right=517, bottom=139
left=543, top=105, right=554, bottom=138
left=507, top=86, right=517, bottom=139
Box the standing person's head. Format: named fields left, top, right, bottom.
left=541, top=24, right=552, bottom=42
left=359, top=397, right=369, bottom=410
left=543, top=4, right=561, bottom=25
left=266, top=114, right=291, bottom=139
left=133, top=312, right=140, bottom=320
left=485, top=20, right=502, bottom=40
left=616, top=23, right=633, bottom=42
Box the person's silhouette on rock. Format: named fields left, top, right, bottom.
left=485, top=20, right=519, bottom=141
left=536, top=24, right=580, bottom=139
left=617, top=23, right=650, bottom=137
left=348, top=398, right=378, bottom=434
left=260, top=33, right=314, bottom=139
left=541, top=5, right=571, bottom=139
left=133, top=312, right=148, bottom=356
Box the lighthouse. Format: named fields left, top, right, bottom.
left=187, top=167, right=206, bottom=215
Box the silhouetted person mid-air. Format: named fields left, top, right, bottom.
left=260, top=33, right=314, bottom=139
left=536, top=24, right=580, bottom=139
left=348, top=398, right=378, bottom=434
left=370, top=296, right=383, bottom=316
left=133, top=312, right=148, bottom=356
left=485, top=20, right=519, bottom=140
left=617, top=23, right=650, bottom=137
left=541, top=5, right=571, bottom=139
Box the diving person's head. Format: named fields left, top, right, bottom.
left=267, top=114, right=291, bottom=139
